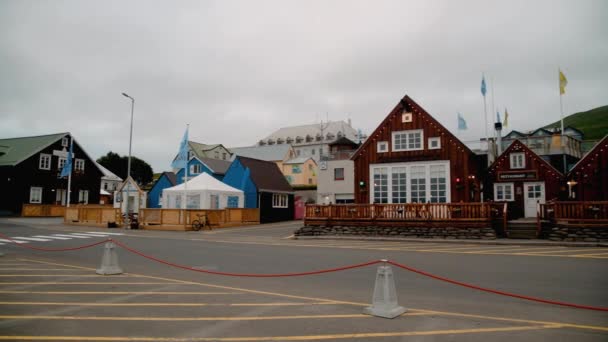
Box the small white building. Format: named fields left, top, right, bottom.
left=162, top=172, right=244, bottom=209
left=96, top=163, right=122, bottom=204
left=114, top=176, right=146, bottom=214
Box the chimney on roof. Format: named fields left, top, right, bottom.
left=495, top=122, right=503, bottom=156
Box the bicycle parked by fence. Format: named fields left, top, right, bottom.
left=191, top=213, right=210, bottom=231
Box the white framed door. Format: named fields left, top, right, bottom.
left=56, top=189, right=67, bottom=205
left=524, top=182, right=545, bottom=217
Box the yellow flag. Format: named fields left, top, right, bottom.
left=559, top=69, right=568, bottom=95
left=503, top=108, right=509, bottom=127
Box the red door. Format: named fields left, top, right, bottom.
left=294, top=196, right=305, bottom=220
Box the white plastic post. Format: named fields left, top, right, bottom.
left=363, top=260, right=406, bottom=318
left=96, top=241, right=123, bottom=275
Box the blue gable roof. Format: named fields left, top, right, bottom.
left=223, top=158, right=258, bottom=208
left=176, top=158, right=224, bottom=184
left=148, top=172, right=176, bottom=208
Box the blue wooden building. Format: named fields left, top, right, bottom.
left=175, top=157, right=231, bottom=183
left=223, top=156, right=294, bottom=223
left=148, top=172, right=177, bottom=208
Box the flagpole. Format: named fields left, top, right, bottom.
left=66, top=148, right=72, bottom=208
left=183, top=124, right=189, bottom=227
left=490, top=76, right=497, bottom=159
left=559, top=68, right=566, bottom=173
left=483, top=92, right=489, bottom=161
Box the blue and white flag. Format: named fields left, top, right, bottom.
left=60, top=139, right=73, bottom=178
left=481, top=75, right=487, bottom=97
left=457, top=113, right=468, bottom=130
left=171, top=127, right=189, bottom=169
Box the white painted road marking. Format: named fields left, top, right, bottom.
left=32, top=235, right=72, bottom=240
left=50, top=234, right=90, bottom=239
left=11, top=237, right=52, bottom=242
left=0, top=239, right=28, bottom=244
left=87, top=232, right=124, bottom=235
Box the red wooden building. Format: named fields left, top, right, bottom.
left=566, top=135, right=608, bottom=201
left=486, top=140, right=565, bottom=218
left=352, top=95, right=482, bottom=204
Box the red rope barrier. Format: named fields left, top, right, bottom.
left=112, top=239, right=381, bottom=277
left=387, top=260, right=608, bottom=312
left=0, top=232, right=108, bottom=252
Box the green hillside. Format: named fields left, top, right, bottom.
left=543, top=105, right=608, bottom=140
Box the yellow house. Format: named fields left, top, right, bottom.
left=282, top=157, right=317, bottom=187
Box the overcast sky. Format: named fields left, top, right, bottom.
left=1, top=0, right=606, bottom=172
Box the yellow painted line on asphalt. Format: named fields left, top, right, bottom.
left=0, top=274, right=131, bottom=277
left=573, top=252, right=608, bottom=258
left=513, top=248, right=602, bottom=255
left=0, top=268, right=85, bottom=271
left=281, top=234, right=294, bottom=239
left=0, top=325, right=563, bottom=341
left=415, top=245, right=502, bottom=252
left=0, top=313, right=409, bottom=321
left=19, top=258, right=608, bottom=332
left=0, top=291, right=243, bottom=295
left=0, top=282, right=181, bottom=285
left=460, top=247, right=559, bottom=254
left=0, top=301, right=344, bottom=307
left=0, top=263, right=35, bottom=266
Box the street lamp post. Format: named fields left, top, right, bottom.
left=122, top=93, right=135, bottom=226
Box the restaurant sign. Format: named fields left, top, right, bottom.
left=498, top=171, right=538, bottom=181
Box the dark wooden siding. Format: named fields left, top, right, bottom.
left=567, top=136, right=608, bottom=201
left=352, top=95, right=481, bottom=204
left=259, top=192, right=294, bottom=223
left=0, top=136, right=102, bottom=215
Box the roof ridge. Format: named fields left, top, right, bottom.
left=0, top=132, right=69, bottom=141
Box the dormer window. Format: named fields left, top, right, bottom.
left=267, top=138, right=275, bottom=145
left=315, top=133, right=322, bottom=141
left=286, top=137, right=293, bottom=144
left=337, top=131, right=343, bottom=138
left=277, top=138, right=285, bottom=144
left=326, top=133, right=335, bottom=140
left=295, top=136, right=303, bottom=144
left=305, top=135, right=313, bottom=143
left=258, top=140, right=266, bottom=146
left=510, top=152, right=525, bottom=169
left=61, top=137, right=69, bottom=147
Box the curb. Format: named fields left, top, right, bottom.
left=294, top=235, right=608, bottom=247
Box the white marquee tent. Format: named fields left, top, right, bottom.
left=161, top=172, right=244, bottom=209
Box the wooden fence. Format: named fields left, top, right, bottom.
left=304, top=203, right=493, bottom=227
left=539, top=201, right=608, bottom=228
left=22, top=204, right=66, bottom=217
left=64, top=207, right=123, bottom=226
left=138, top=208, right=260, bottom=230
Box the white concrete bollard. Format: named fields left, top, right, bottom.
left=96, top=241, right=123, bottom=275
left=363, top=260, right=406, bottom=319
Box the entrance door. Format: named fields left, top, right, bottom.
left=524, top=182, right=545, bottom=217
left=56, top=189, right=67, bottom=205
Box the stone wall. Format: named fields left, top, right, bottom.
left=295, top=225, right=497, bottom=239
left=546, top=226, right=608, bottom=242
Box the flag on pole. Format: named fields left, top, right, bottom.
left=60, top=140, right=73, bottom=178
left=496, top=111, right=501, bottom=124
left=481, top=75, right=487, bottom=96
left=503, top=108, right=509, bottom=127
left=171, top=127, right=189, bottom=169
left=457, top=113, right=468, bottom=130
left=559, top=69, right=568, bottom=95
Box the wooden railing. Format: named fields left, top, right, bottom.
left=22, top=204, right=66, bottom=217
left=64, top=207, right=123, bottom=225
left=139, top=208, right=260, bottom=229
left=489, top=202, right=508, bottom=237
left=540, top=201, right=608, bottom=226
left=305, top=203, right=492, bottom=227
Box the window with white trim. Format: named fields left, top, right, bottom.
left=377, top=141, right=388, bottom=153
left=494, top=183, right=514, bottom=201
left=30, top=187, right=43, bottom=203
left=428, top=137, right=441, bottom=150
left=39, top=154, right=51, bottom=170
left=74, top=159, right=85, bottom=172
left=334, top=168, right=344, bottom=181
left=190, top=164, right=202, bottom=174
left=58, top=157, right=67, bottom=170
left=392, top=130, right=423, bottom=151
left=61, top=137, right=69, bottom=147
left=272, top=194, right=288, bottom=208
left=370, top=161, right=450, bottom=204
left=510, top=152, right=525, bottom=169
left=78, top=190, right=89, bottom=204
left=373, top=167, right=388, bottom=203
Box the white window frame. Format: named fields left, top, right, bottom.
left=39, top=154, right=51, bottom=170
left=392, top=129, right=424, bottom=152
left=510, top=152, right=525, bottom=169
left=369, top=160, right=450, bottom=204
left=272, top=194, right=288, bottom=208
left=494, top=183, right=514, bottom=201
left=74, top=159, right=85, bottom=172
left=58, top=157, right=67, bottom=170
left=61, top=137, right=69, bottom=147
left=30, top=187, right=43, bottom=203
left=402, top=112, right=413, bottom=123
left=377, top=141, right=388, bottom=153
left=428, top=137, right=441, bottom=150
left=78, top=190, right=89, bottom=204
left=190, top=164, right=202, bottom=174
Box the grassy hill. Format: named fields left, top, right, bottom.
left=543, top=105, right=608, bottom=140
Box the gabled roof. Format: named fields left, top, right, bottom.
left=96, top=162, right=122, bottom=181
left=230, top=144, right=293, bottom=162
left=352, top=95, right=475, bottom=160
left=488, top=139, right=564, bottom=176
left=529, top=128, right=553, bottom=137
left=237, top=156, right=293, bottom=193
left=197, top=157, right=231, bottom=175
left=117, top=176, right=145, bottom=194
left=261, top=121, right=358, bottom=145
left=164, top=172, right=242, bottom=193
left=284, top=157, right=316, bottom=165
left=0, top=132, right=68, bottom=166
left=187, top=141, right=230, bottom=160
left=568, top=135, right=608, bottom=175
left=564, top=126, right=584, bottom=136
left=329, top=136, right=359, bottom=148
left=149, top=171, right=176, bottom=192
left=503, top=130, right=527, bottom=139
